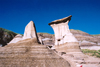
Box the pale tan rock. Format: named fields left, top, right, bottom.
left=49, top=16, right=100, bottom=67
left=49, top=15, right=81, bottom=53
left=9, top=21, right=40, bottom=44
left=8, top=34, right=22, bottom=44
left=23, top=21, right=37, bottom=39
left=49, top=15, right=78, bottom=46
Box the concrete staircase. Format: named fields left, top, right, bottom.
left=0, top=39, right=70, bottom=67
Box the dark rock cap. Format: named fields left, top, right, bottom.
left=48, top=15, right=72, bottom=25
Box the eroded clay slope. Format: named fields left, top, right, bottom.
left=0, top=38, right=70, bottom=67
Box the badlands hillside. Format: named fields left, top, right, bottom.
left=37, top=29, right=100, bottom=46
left=0, top=27, right=100, bottom=47
left=0, top=28, right=17, bottom=46
left=0, top=38, right=71, bottom=67
left=0, top=19, right=100, bottom=67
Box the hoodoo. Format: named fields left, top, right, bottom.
left=23, top=21, right=38, bottom=39
left=49, top=15, right=81, bottom=53
left=0, top=21, right=71, bottom=67
left=9, top=21, right=40, bottom=44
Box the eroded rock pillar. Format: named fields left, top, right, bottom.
left=23, top=21, right=40, bottom=43
left=49, top=15, right=81, bottom=53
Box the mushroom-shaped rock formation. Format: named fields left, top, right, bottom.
left=48, top=15, right=81, bottom=53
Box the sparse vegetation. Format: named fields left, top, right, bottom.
left=91, top=34, right=100, bottom=36
left=0, top=27, right=18, bottom=46
left=70, top=29, right=83, bottom=32
left=82, top=49, right=100, bottom=58
left=0, top=27, right=17, bottom=35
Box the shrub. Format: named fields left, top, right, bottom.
left=82, top=49, right=100, bottom=58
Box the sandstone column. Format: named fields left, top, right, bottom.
left=23, top=21, right=40, bottom=43
left=48, top=15, right=81, bottom=53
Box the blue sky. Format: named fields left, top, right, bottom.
left=0, top=0, right=100, bottom=34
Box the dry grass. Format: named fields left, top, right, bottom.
left=82, top=49, right=100, bottom=58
